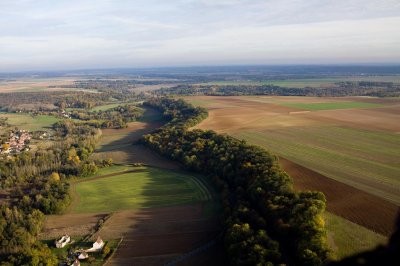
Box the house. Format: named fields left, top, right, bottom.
left=55, top=235, right=71, bottom=248
left=86, top=236, right=104, bottom=252
left=78, top=252, right=88, bottom=260
left=72, top=259, right=80, bottom=266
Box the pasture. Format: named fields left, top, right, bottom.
left=0, top=113, right=59, bottom=131
left=71, top=166, right=211, bottom=213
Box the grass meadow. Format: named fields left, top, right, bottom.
left=71, top=166, right=211, bottom=213
left=0, top=113, right=59, bottom=131
left=325, top=212, right=387, bottom=260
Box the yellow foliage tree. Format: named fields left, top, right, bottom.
left=2, top=143, right=10, bottom=150
left=50, top=172, right=60, bottom=182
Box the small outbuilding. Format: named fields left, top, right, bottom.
left=86, top=236, right=104, bottom=252
left=55, top=235, right=71, bottom=248
left=78, top=252, right=89, bottom=260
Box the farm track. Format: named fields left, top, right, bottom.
left=280, top=157, right=399, bottom=236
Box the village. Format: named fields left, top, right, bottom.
left=0, top=129, right=31, bottom=155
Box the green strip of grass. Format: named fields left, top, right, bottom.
left=325, top=212, right=387, bottom=260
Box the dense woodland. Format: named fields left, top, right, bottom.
left=70, top=104, right=143, bottom=128
left=155, top=82, right=400, bottom=97
left=143, top=98, right=329, bottom=265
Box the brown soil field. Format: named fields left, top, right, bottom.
left=40, top=213, right=107, bottom=240
left=101, top=204, right=221, bottom=266
left=280, top=157, right=399, bottom=236
left=187, top=96, right=400, bottom=133
left=306, top=107, right=400, bottom=132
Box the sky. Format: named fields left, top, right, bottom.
left=0, top=0, right=399, bottom=71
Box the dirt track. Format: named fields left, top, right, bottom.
left=280, top=157, right=399, bottom=236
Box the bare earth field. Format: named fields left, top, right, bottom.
left=280, top=157, right=397, bottom=236
left=40, top=213, right=107, bottom=240
left=102, top=204, right=220, bottom=266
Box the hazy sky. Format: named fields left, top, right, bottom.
left=0, top=0, right=399, bottom=71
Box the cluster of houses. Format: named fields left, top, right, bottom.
left=0, top=130, right=31, bottom=155
left=55, top=235, right=105, bottom=266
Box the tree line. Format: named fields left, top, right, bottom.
left=154, top=82, right=400, bottom=97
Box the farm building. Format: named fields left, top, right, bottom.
left=78, top=252, right=89, bottom=260
left=86, top=236, right=104, bottom=252
left=55, top=234, right=71, bottom=248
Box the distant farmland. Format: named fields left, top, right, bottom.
left=202, top=75, right=400, bottom=88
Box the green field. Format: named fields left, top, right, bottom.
left=72, top=166, right=211, bottom=213
left=325, top=212, right=387, bottom=260
left=234, top=126, right=400, bottom=204
left=0, top=113, right=59, bottom=131
left=91, top=103, right=124, bottom=112
left=277, top=101, right=382, bottom=111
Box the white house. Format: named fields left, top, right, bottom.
left=55, top=235, right=71, bottom=248
left=86, top=236, right=104, bottom=252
